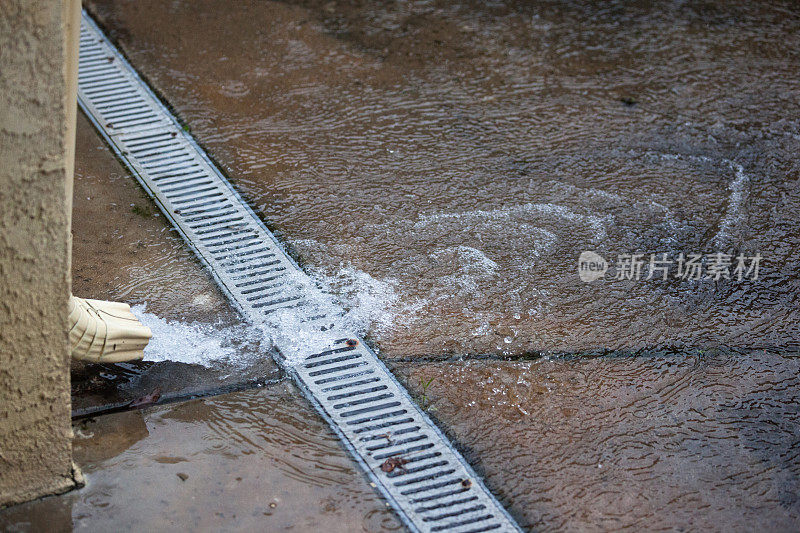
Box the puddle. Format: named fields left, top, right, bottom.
left=1, top=385, right=401, bottom=532
left=84, top=0, right=800, bottom=357
left=395, top=351, right=800, bottom=530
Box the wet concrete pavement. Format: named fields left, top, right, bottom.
left=1, top=113, right=402, bottom=531
left=1, top=385, right=400, bottom=532
left=393, top=352, right=800, bottom=530
left=71, top=113, right=231, bottom=324
left=83, top=0, right=800, bottom=357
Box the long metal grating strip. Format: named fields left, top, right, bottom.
left=77, top=10, right=520, bottom=533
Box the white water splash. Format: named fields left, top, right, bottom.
left=412, top=202, right=611, bottom=242
left=430, top=245, right=499, bottom=274
left=292, top=238, right=427, bottom=332
left=236, top=264, right=421, bottom=366
left=133, top=304, right=264, bottom=368
left=247, top=269, right=346, bottom=366
left=545, top=178, right=683, bottom=247
left=653, top=151, right=750, bottom=247
left=715, top=160, right=750, bottom=247
left=312, top=264, right=405, bottom=334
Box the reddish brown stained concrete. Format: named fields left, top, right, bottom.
left=81, top=0, right=800, bottom=358
left=6, top=3, right=798, bottom=530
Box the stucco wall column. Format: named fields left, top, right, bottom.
left=0, top=0, right=82, bottom=507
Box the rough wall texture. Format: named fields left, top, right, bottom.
left=0, top=0, right=80, bottom=506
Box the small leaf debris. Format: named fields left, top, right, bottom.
left=129, top=388, right=162, bottom=409
left=380, top=456, right=408, bottom=474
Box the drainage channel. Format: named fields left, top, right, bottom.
left=77, top=10, right=520, bottom=533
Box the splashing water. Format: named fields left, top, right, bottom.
left=133, top=259, right=419, bottom=368
left=134, top=304, right=265, bottom=368
left=257, top=264, right=425, bottom=365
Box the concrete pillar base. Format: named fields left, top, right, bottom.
left=0, top=463, right=83, bottom=510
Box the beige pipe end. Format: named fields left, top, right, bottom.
left=69, top=296, right=152, bottom=363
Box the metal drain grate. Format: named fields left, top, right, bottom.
left=77, top=10, right=520, bottom=533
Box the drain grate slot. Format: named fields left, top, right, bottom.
left=77, top=10, right=520, bottom=533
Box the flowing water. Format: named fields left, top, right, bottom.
left=68, top=1, right=800, bottom=530
left=86, top=0, right=800, bottom=357
left=69, top=111, right=281, bottom=414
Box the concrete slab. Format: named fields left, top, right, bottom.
left=54, top=3, right=800, bottom=530
left=1, top=384, right=401, bottom=532
left=392, top=352, right=800, bottom=531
